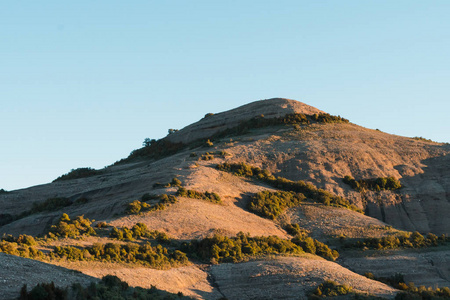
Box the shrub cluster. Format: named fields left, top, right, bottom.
left=197, top=151, right=229, bottom=161
left=152, top=177, right=182, bottom=189
left=0, top=234, right=43, bottom=259
left=217, top=163, right=361, bottom=212
left=125, top=194, right=178, bottom=215
left=249, top=191, right=305, bottom=219
left=18, top=275, right=192, bottom=300
left=292, top=235, right=339, bottom=261
left=53, top=167, right=104, bottom=182
left=412, top=136, right=436, bottom=143
left=0, top=188, right=9, bottom=194
left=343, top=232, right=448, bottom=250
left=176, top=188, right=222, bottom=204
left=184, top=232, right=303, bottom=263
left=285, top=224, right=339, bottom=261
left=110, top=223, right=170, bottom=243
left=395, top=284, right=450, bottom=299
left=309, top=280, right=353, bottom=299
left=209, top=113, right=349, bottom=141
left=344, top=175, right=402, bottom=192
left=31, top=197, right=72, bottom=214
left=364, top=273, right=450, bottom=299
left=49, top=214, right=96, bottom=239
left=50, top=242, right=189, bottom=269
left=126, top=139, right=185, bottom=162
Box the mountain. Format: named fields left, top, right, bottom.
left=0, top=98, right=449, bottom=299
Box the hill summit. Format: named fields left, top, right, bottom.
left=0, top=98, right=449, bottom=299
left=165, top=98, right=325, bottom=144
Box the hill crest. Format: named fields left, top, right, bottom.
left=165, top=98, right=325, bottom=144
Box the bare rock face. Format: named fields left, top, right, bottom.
left=165, top=98, right=325, bottom=144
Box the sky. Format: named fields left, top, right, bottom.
left=1, top=1, right=449, bottom=191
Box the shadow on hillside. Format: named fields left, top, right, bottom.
left=383, top=153, right=450, bottom=234
left=233, top=192, right=253, bottom=210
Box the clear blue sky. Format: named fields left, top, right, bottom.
left=1, top=1, right=449, bottom=190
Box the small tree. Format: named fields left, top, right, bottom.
left=142, top=138, right=156, bottom=147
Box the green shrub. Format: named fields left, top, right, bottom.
left=0, top=235, right=43, bottom=259
left=51, top=241, right=188, bottom=269
left=53, top=167, right=103, bottom=182
left=291, top=234, right=339, bottom=261
left=344, top=175, right=402, bottom=192
left=0, top=188, right=9, bottom=194
left=110, top=223, right=170, bottom=243
left=152, top=177, right=182, bottom=189
left=125, top=194, right=178, bottom=215
left=176, top=188, right=222, bottom=204
left=311, top=280, right=353, bottom=298
left=343, top=232, right=448, bottom=250
left=50, top=214, right=96, bottom=238
left=248, top=191, right=305, bottom=219
left=184, top=232, right=304, bottom=263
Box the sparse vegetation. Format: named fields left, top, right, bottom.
left=176, top=188, right=222, bottom=204
left=248, top=191, right=305, bottom=219
left=125, top=194, right=178, bottom=215
left=217, top=163, right=362, bottom=212
left=205, top=139, right=214, bottom=147
left=198, top=151, right=229, bottom=161
left=152, top=177, right=183, bottom=188
left=412, top=136, right=437, bottom=143
left=395, top=285, right=450, bottom=299
left=120, top=112, right=349, bottom=164
left=53, top=167, right=104, bottom=182
left=18, top=275, right=193, bottom=300
left=343, top=175, right=402, bottom=192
